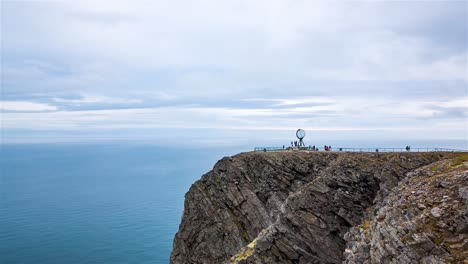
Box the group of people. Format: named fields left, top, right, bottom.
left=278, top=144, right=413, bottom=152
left=290, top=141, right=301, bottom=147
left=285, top=142, right=333, bottom=151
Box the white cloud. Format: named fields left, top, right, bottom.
left=436, top=98, right=468, bottom=108
left=241, top=97, right=335, bottom=106
left=0, top=101, right=57, bottom=112
left=407, top=53, right=468, bottom=81
left=52, top=95, right=141, bottom=104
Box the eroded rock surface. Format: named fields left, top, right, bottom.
left=170, top=151, right=467, bottom=264
left=343, top=156, right=468, bottom=264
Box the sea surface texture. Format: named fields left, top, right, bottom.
left=0, top=143, right=240, bottom=264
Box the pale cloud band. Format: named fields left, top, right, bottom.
left=0, top=101, right=57, bottom=112
left=2, top=97, right=466, bottom=132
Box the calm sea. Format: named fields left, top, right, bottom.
left=0, top=140, right=466, bottom=264
left=0, top=143, right=243, bottom=264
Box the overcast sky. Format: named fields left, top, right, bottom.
left=1, top=0, right=467, bottom=146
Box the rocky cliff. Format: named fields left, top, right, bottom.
left=170, top=151, right=468, bottom=264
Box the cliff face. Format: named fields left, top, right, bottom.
left=170, top=152, right=468, bottom=264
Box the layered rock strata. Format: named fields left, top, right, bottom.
left=170, top=151, right=467, bottom=264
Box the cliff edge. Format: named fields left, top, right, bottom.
left=170, top=151, right=468, bottom=264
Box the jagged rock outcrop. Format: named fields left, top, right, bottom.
left=170, top=151, right=467, bottom=264
left=343, top=156, right=468, bottom=264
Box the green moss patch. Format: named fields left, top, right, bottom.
left=358, top=220, right=372, bottom=237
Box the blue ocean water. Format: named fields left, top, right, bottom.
left=0, top=143, right=243, bottom=264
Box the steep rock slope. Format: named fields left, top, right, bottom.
left=343, top=155, right=468, bottom=264
left=170, top=151, right=464, bottom=264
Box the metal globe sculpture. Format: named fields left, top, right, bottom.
left=296, top=129, right=306, bottom=147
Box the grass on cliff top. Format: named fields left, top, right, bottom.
left=430, top=153, right=468, bottom=174
left=451, top=153, right=468, bottom=167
